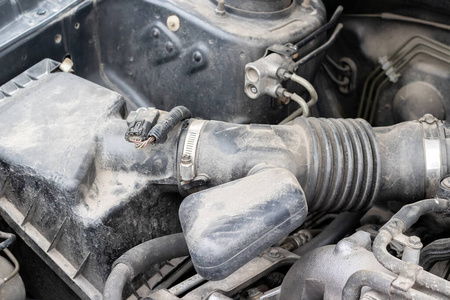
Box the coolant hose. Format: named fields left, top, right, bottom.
left=103, top=233, right=189, bottom=300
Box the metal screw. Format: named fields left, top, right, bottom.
left=250, top=85, right=257, bottom=94
left=181, top=155, right=192, bottom=164
left=151, top=28, right=160, bottom=38
left=442, top=177, right=450, bottom=189
left=37, top=9, right=46, bottom=16
left=165, top=42, right=174, bottom=53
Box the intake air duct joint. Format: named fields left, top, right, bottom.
left=178, top=115, right=450, bottom=281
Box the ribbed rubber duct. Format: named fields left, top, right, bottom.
left=184, top=115, right=446, bottom=211
left=176, top=115, right=448, bottom=281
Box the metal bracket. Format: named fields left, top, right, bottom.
left=264, top=43, right=298, bottom=59
left=390, top=262, right=422, bottom=297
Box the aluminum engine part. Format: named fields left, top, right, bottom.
left=279, top=231, right=391, bottom=300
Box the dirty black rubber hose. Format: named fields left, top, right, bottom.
left=294, top=23, right=344, bottom=68
left=0, top=231, right=16, bottom=252
left=293, top=5, right=344, bottom=51
left=149, top=106, right=191, bottom=142
left=420, top=237, right=450, bottom=271
left=294, top=211, right=365, bottom=256
left=103, top=233, right=189, bottom=300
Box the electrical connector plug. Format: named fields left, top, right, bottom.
left=125, top=107, right=160, bottom=148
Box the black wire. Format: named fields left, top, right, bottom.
left=293, top=5, right=344, bottom=52
left=294, top=23, right=344, bottom=68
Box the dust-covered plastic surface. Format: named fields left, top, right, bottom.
left=179, top=166, right=308, bottom=281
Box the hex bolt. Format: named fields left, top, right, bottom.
left=442, top=177, right=450, bottom=189
left=408, top=236, right=422, bottom=247
left=36, top=9, right=46, bottom=16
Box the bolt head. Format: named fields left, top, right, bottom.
left=181, top=155, right=192, bottom=163
left=408, top=235, right=422, bottom=248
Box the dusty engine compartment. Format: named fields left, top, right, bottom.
left=2, top=0, right=450, bottom=299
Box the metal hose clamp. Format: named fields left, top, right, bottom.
left=180, top=119, right=207, bottom=184
left=420, top=114, right=445, bottom=197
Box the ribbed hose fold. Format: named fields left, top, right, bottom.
left=296, top=117, right=381, bottom=212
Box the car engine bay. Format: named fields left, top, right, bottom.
left=2, top=0, right=450, bottom=299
